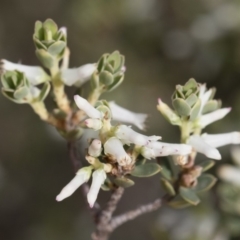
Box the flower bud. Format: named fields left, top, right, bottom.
left=104, top=137, right=132, bottom=166
left=88, top=139, right=102, bottom=157
left=33, top=19, right=67, bottom=68
left=85, top=118, right=103, bottom=130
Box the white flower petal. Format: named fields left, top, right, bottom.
left=104, top=137, right=131, bottom=166
left=109, top=101, right=148, bottom=130
left=147, top=141, right=192, bottom=156
left=61, top=64, right=96, bottom=87
left=201, top=132, right=240, bottom=148
left=199, top=88, right=212, bottom=116
left=1, top=60, right=50, bottom=85
left=85, top=118, right=103, bottom=130
left=115, top=125, right=161, bottom=146
left=87, top=169, right=106, bottom=208
left=74, top=95, right=102, bottom=119
left=218, top=164, right=240, bottom=186
left=199, top=108, right=231, bottom=128
left=188, top=135, right=221, bottom=160
left=88, top=139, right=102, bottom=157
left=56, top=166, right=92, bottom=201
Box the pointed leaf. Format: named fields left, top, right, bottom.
left=38, top=82, right=50, bottom=101
left=160, top=178, right=176, bottom=196
left=185, top=94, right=198, bottom=107
left=159, top=159, right=173, bottom=181
left=114, top=177, right=135, bottom=188
left=172, top=98, right=191, bottom=116
left=131, top=163, right=161, bottom=177
left=34, top=21, right=43, bottom=39
left=106, top=74, right=124, bottom=92
left=168, top=195, right=191, bottom=209
left=48, top=41, right=66, bottom=56
left=43, top=19, right=58, bottom=37
left=190, top=99, right=201, bottom=121
left=14, top=86, right=29, bottom=100
left=183, top=78, right=198, bottom=92
left=136, top=158, right=147, bottom=166
left=202, top=100, right=219, bottom=114
left=36, top=49, right=54, bottom=69
left=194, top=174, right=217, bottom=192
left=197, top=160, right=215, bottom=172
left=179, top=186, right=200, bottom=205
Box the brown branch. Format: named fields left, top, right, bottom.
left=92, top=187, right=125, bottom=240
left=110, top=198, right=163, bottom=231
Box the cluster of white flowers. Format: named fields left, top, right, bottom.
left=56, top=95, right=193, bottom=207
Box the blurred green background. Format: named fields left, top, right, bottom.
left=0, top=0, right=240, bottom=239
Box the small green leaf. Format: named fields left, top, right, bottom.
left=160, top=178, right=176, bottom=196
left=34, top=21, right=43, bottom=39
left=172, top=98, right=191, bottom=116
left=197, top=160, right=215, bottom=172
left=159, top=159, right=173, bottom=181
left=190, top=99, right=201, bottom=121
left=136, top=158, right=147, bottom=166
left=99, top=71, right=114, bottom=86
left=91, top=72, right=99, bottom=89
left=183, top=78, right=198, bottom=92
left=168, top=195, right=191, bottom=209
left=131, top=163, right=162, bottom=177
left=202, top=100, right=218, bottom=114
left=43, top=19, right=58, bottom=37
left=106, top=74, right=124, bottom=92
left=179, top=186, right=200, bottom=205
left=36, top=49, right=55, bottom=69
left=14, top=86, right=29, bottom=100
left=38, top=82, right=50, bottom=101
left=185, top=94, right=198, bottom=107
left=114, top=177, right=135, bottom=188
left=48, top=41, right=66, bottom=56
left=97, top=54, right=108, bottom=72
left=194, top=174, right=217, bottom=192
left=58, top=127, right=83, bottom=141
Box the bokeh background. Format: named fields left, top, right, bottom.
left=0, top=0, right=240, bottom=239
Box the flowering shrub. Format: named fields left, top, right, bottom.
left=1, top=19, right=240, bottom=240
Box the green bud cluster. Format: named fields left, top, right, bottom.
left=91, top=51, right=125, bottom=92
left=1, top=71, right=50, bottom=104
left=33, top=19, right=67, bottom=68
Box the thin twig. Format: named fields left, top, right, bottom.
left=92, top=187, right=125, bottom=240
left=110, top=198, right=162, bottom=231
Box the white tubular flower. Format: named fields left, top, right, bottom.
left=109, top=101, right=148, bottom=130
left=104, top=137, right=131, bottom=166
left=85, top=118, right=103, bottom=130
left=56, top=166, right=92, bottom=202
left=142, top=141, right=192, bottom=159
left=148, top=141, right=192, bottom=155
left=218, top=165, right=240, bottom=186
left=115, top=125, right=161, bottom=146
left=61, top=64, right=96, bottom=87
left=201, top=132, right=240, bottom=148
left=88, top=139, right=102, bottom=157
left=74, top=95, right=102, bottom=119
left=198, top=108, right=231, bottom=128
left=1, top=60, right=50, bottom=85
left=87, top=169, right=106, bottom=208
left=188, top=135, right=221, bottom=160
